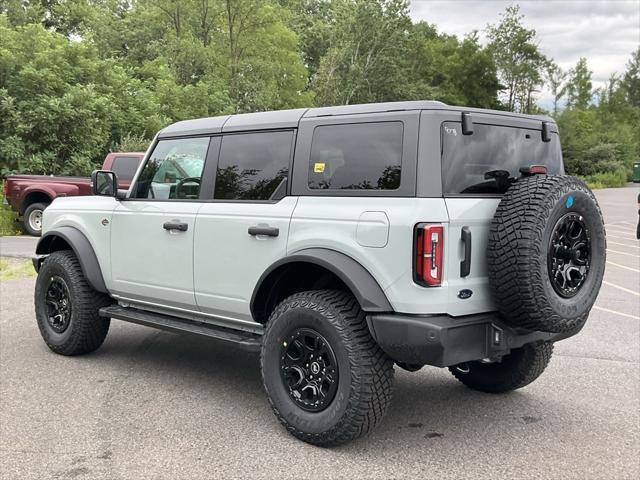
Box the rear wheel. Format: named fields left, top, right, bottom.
left=34, top=250, right=112, bottom=355
left=23, top=202, right=48, bottom=236
left=449, top=341, right=553, bottom=393
left=260, top=290, right=394, bottom=446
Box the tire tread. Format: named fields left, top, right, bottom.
left=261, top=289, right=394, bottom=446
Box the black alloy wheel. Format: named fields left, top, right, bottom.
left=547, top=212, right=591, bottom=298
left=487, top=175, right=606, bottom=333
left=260, top=290, right=394, bottom=446
left=280, top=328, right=339, bottom=412
left=45, top=276, right=73, bottom=333
left=35, top=250, right=112, bottom=355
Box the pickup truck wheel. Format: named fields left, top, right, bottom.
left=23, top=202, right=48, bottom=236
left=448, top=341, right=553, bottom=393
left=261, top=290, right=394, bottom=446
left=34, top=251, right=112, bottom=355
left=488, top=175, right=606, bottom=333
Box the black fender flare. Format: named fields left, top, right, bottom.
left=35, top=226, right=107, bottom=293
left=250, top=248, right=393, bottom=320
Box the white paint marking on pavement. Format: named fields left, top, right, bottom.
left=606, top=261, right=640, bottom=273
left=607, top=240, right=639, bottom=249
left=606, top=248, right=640, bottom=258
left=593, top=306, right=640, bottom=320
left=602, top=280, right=640, bottom=297
left=606, top=230, right=637, bottom=238
left=607, top=233, right=640, bottom=242
left=606, top=226, right=636, bottom=233
left=604, top=225, right=636, bottom=237
left=604, top=225, right=636, bottom=234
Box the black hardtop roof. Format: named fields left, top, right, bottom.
left=158, top=101, right=554, bottom=138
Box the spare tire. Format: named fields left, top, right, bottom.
left=488, top=175, right=606, bottom=333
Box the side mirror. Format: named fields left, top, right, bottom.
left=91, top=170, right=118, bottom=197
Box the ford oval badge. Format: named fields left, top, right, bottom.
left=458, top=289, right=473, bottom=300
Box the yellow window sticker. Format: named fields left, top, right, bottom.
left=314, top=162, right=326, bottom=173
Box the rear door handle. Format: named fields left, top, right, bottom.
left=163, top=221, right=188, bottom=232
left=248, top=226, right=279, bottom=237
left=460, top=226, right=472, bottom=277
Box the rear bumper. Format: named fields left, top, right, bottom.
left=367, top=312, right=574, bottom=368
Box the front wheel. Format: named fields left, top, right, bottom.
left=260, top=290, right=394, bottom=446
left=449, top=341, right=553, bottom=393
left=34, top=250, right=112, bottom=355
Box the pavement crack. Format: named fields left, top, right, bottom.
left=554, top=352, right=639, bottom=364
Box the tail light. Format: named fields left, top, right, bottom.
left=414, top=224, right=444, bottom=286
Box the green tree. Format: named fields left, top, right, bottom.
left=313, top=0, right=413, bottom=105
left=546, top=61, right=567, bottom=116
left=486, top=4, right=547, bottom=113
left=566, top=57, right=593, bottom=109
left=279, top=0, right=334, bottom=82
left=621, top=46, right=640, bottom=107
left=0, top=17, right=165, bottom=176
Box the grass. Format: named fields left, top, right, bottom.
left=580, top=170, right=628, bottom=189
left=0, top=258, right=36, bottom=281
left=0, top=185, right=21, bottom=236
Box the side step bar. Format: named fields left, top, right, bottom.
left=99, top=305, right=262, bottom=352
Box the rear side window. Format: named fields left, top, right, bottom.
left=441, top=122, right=562, bottom=195
left=214, top=131, right=292, bottom=201
left=308, top=122, right=403, bottom=190
left=111, top=156, right=140, bottom=181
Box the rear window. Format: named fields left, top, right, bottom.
left=111, top=156, right=141, bottom=182
left=308, top=122, right=403, bottom=190
left=441, top=122, right=562, bottom=195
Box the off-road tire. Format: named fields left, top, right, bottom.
left=488, top=175, right=606, bottom=333
left=260, top=290, right=394, bottom=446
left=34, top=250, right=112, bottom=355
left=449, top=341, right=553, bottom=393
left=23, top=202, right=48, bottom=236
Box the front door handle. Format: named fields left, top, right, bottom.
left=248, top=226, right=279, bottom=237
left=163, top=221, right=188, bottom=232
left=460, top=226, right=472, bottom=277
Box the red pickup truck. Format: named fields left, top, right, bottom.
left=3, top=152, right=145, bottom=236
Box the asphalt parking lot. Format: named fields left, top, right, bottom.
left=1, top=186, right=638, bottom=479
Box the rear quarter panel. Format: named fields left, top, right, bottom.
left=289, top=197, right=455, bottom=314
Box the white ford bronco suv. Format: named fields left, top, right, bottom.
left=33, top=101, right=606, bottom=446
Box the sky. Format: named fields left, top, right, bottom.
left=408, top=0, right=640, bottom=109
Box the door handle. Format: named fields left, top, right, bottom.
left=460, top=226, right=472, bottom=277
left=248, top=226, right=279, bottom=237
left=163, top=221, right=188, bottom=232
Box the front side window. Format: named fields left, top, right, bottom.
left=441, top=122, right=563, bottom=195
left=133, top=138, right=209, bottom=199
left=214, top=131, right=292, bottom=201
left=308, top=122, right=403, bottom=190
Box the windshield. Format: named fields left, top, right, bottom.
left=441, top=122, right=563, bottom=195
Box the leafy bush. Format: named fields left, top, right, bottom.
left=581, top=169, right=628, bottom=189
left=0, top=185, right=20, bottom=236
left=114, top=132, right=152, bottom=153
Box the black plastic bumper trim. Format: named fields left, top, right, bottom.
left=367, top=312, right=572, bottom=367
